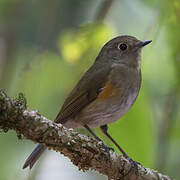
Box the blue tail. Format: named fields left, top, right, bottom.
left=23, top=144, right=46, bottom=169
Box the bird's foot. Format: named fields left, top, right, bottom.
left=125, top=156, right=141, bottom=176
left=100, top=142, right=114, bottom=161
left=102, top=143, right=114, bottom=152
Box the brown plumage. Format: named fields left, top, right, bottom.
left=23, top=35, right=151, bottom=169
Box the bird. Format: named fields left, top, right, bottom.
left=23, top=35, right=152, bottom=170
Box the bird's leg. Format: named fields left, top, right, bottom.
left=100, top=125, right=140, bottom=174
left=100, top=125, right=129, bottom=158
left=84, top=124, right=113, bottom=160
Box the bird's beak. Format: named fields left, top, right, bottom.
left=138, top=40, right=152, bottom=47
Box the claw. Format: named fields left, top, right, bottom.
left=101, top=143, right=114, bottom=162
left=102, top=143, right=114, bottom=152
left=127, top=157, right=141, bottom=176
left=109, top=147, right=115, bottom=152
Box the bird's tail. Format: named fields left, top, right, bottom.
left=23, top=144, right=46, bottom=169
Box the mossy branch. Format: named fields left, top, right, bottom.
left=0, top=91, right=174, bottom=180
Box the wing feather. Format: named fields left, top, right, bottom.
left=55, top=62, right=111, bottom=124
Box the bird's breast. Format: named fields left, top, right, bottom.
left=66, top=66, right=141, bottom=128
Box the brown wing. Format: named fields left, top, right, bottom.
left=55, top=62, right=111, bottom=124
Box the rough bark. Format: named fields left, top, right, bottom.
left=0, top=91, right=174, bottom=180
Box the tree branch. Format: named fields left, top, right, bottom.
left=0, top=91, right=174, bottom=180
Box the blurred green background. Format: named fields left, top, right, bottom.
left=0, top=0, right=180, bottom=179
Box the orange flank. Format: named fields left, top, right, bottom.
left=98, top=81, right=117, bottom=100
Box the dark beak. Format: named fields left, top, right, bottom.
left=138, top=40, right=152, bottom=47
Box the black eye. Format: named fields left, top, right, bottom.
left=118, top=43, right=127, bottom=51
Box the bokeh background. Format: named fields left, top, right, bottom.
left=0, top=0, right=180, bottom=179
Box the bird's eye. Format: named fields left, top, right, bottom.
left=118, top=43, right=127, bottom=51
